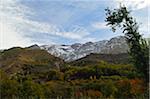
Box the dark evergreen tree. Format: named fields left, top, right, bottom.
left=105, top=5, right=149, bottom=82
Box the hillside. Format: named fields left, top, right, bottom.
left=69, top=53, right=130, bottom=66
left=0, top=47, right=147, bottom=99
left=0, top=47, right=64, bottom=75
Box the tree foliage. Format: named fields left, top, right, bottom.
left=105, top=5, right=149, bottom=82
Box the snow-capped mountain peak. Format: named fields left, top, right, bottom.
left=40, top=36, right=128, bottom=61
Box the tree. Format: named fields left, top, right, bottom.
left=19, top=80, right=44, bottom=98
left=105, top=5, right=149, bottom=82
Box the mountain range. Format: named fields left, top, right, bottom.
left=40, top=36, right=128, bottom=61
left=0, top=36, right=130, bottom=76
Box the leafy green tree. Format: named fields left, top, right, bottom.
left=105, top=5, right=149, bottom=82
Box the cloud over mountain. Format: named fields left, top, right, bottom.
left=0, top=0, right=149, bottom=49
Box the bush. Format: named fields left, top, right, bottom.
left=115, top=79, right=146, bottom=98
left=44, top=81, right=73, bottom=98
left=0, top=79, right=20, bottom=99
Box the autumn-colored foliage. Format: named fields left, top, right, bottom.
left=0, top=48, right=148, bottom=98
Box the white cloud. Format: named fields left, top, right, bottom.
left=0, top=0, right=92, bottom=49
left=20, top=19, right=90, bottom=40
left=92, top=22, right=108, bottom=30
left=115, top=0, right=150, bottom=10
left=0, top=0, right=33, bottom=49
left=104, top=0, right=149, bottom=37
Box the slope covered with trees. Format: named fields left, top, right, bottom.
left=69, top=53, right=130, bottom=66
left=0, top=47, right=148, bottom=98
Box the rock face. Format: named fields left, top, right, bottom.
left=100, top=36, right=128, bottom=54
left=40, top=36, right=129, bottom=61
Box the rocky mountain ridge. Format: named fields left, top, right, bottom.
left=40, top=36, right=129, bottom=61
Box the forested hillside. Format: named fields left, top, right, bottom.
left=0, top=47, right=148, bottom=99
left=69, top=53, right=130, bottom=66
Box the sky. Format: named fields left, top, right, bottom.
left=0, top=0, right=149, bottom=49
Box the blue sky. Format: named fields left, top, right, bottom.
left=0, top=0, right=149, bottom=49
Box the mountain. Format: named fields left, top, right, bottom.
left=0, top=44, right=130, bottom=82
left=0, top=47, right=64, bottom=75
left=27, top=44, right=41, bottom=50
left=41, top=36, right=129, bottom=61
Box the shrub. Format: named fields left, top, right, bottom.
left=47, top=69, right=63, bottom=80
left=115, top=79, right=146, bottom=98
left=0, top=79, right=20, bottom=99
left=44, top=81, right=73, bottom=98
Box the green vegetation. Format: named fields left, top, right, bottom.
left=69, top=53, right=130, bottom=66
left=0, top=56, right=148, bottom=98
left=0, top=49, right=148, bottom=99
left=105, top=5, right=149, bottom=82
left=0, top=47, right=64, bottom=75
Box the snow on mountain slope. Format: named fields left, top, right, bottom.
left=40, top=36, right=128, bottom=61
